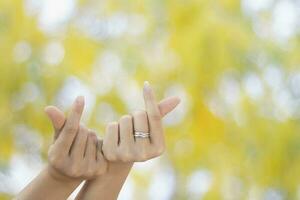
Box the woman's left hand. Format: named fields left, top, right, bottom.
left=102, top=82, right=180, bottom=163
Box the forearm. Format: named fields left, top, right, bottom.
left=75, top=162, right=133, bottom=200
left=15, top=166, right=81, bottom=200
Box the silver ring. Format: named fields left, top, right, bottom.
left=134, top=131, right=150, bottom=138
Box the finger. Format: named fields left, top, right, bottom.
left=56, top=96, right=85, bottom=153
left=96, top=139, right=108, bottom=175
left=132, top=110, right=150, bottom=155
left=119, top=115, right=134, bottom=146
left=85, top=131, right=97, bottom=161
left=96, top=139, right=105, bottom=161
left=133, top=110, right=150, bottom=142
left=158, top=96, right=181, bottom=117
left=70, top=125, right=88, bottom=159
left=45, top=106, right=66, bottom=141
left=143, top=81, right=164, bottom=145
left=102, top=122, right=119, bottom=159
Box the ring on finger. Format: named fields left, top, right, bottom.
left=134, top=131, right=150, bottom=138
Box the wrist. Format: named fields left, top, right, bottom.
left=107, top=162, right=134, bottom=176
left=74, top=162, right=133, bottom=200
left=90, top=162, right=133, bottom=184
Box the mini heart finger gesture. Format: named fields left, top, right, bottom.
left=46, top=97, right=107, bottom=181
left=102, top=82, right=180, bottom=163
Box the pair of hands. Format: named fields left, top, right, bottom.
left=45, top=82, right=180, bottom=183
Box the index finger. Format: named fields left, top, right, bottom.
left=55, top=96, right=85, bottom=154
left=143, top=81, right=164, bottom=145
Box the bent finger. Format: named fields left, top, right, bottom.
left=70, top=125, right=88, bottom=159
left=96, top=140, right=108, bottom=175
left=85, top=131, right=98, bottom=161
left=119, top=115, right=134, bottom=147
left=102, top=122, right=119, bottom=160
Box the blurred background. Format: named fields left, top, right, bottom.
left=0, top=0, right=300, bottom=199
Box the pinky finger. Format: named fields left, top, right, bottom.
left=85, top=132, right=97, bottom=161
left=96, top=140, right=104, bottom=161
left=96, top=140, right=108, bottom=174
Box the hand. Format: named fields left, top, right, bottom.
left=15, top=96, right=108, bottom=200
left=45, top=96, right=107, bottom=182
left=43, top=82, right=180, bottom=200
left=102, top=81, right=180, bottom=162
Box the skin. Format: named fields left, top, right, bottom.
left=15, top=81, right=180, bottom=200
left=15, top=96, right=108, bottom=200
left=45, top=82, right=181, bottom=200
left=102, top=81, right=174, bottom=163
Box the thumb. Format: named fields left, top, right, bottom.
left=158, top=96, right=181, bottom=117
left=45, top=105, right=66, bottom=141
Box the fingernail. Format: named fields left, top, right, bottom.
left=144, top=81, right=151, bottom=91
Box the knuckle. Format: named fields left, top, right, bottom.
left=68, top=166, right=81, bottom=178
left=107, top=122, right=118, bottom=130
left=80, top=124, right=87, bottom=130
left=120, top=152, right=133, bottom=162
left=102, top=147, right=116, bottom=161
left=88, top=129, right=97, bottom=136
left=76, top=129, right=83, bottom=138
left=85, top=168, right=95, bottom=178
left=88, top=131, right=97, bottom=139
left=79, top=125, right=88, bottom=135
left=116, top=148, right=126, bottom=159
left=153, top=145, right=165, bottom=156
left=120, top=115, right=132, bottom=122
left=137, top=153, right=148, bottom=162
left=133, top=110, right=147, bottom=118
left=48, top=154, right=63, bottom=168
left=65, top=125, right=78, bottom=133
left=105, top=152, right=118, bottom=162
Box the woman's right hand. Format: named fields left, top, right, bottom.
left=45, top=96, right=107, bottom=183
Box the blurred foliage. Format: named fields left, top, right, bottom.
left=0, top=0, right=300, bottom=199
